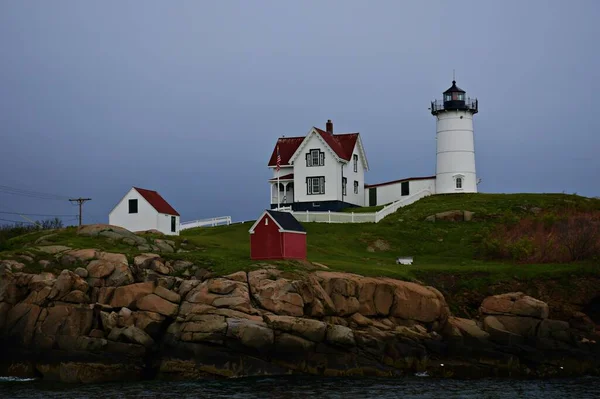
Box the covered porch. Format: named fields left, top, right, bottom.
left=270, top=173, right=294, bottom=208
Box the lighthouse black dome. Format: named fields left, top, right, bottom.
left=443, top=80, right=466, bottom=94
left=430, top=79, right=478, bottom=115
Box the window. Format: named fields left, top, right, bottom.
left=307, top=176, right=325, bottom=195
left=458, top=93, right=464, bottom=101
left=171, top=216, right=176, bottom=232
left=456, top=177, right=463, bottom=189
left=354, top=181, right=359, bottom=194
left=401, top=181, right=409, bottom=196
left=445, top=94, right=451, bottom=101
left=265, top=217, right=269, bottom=226
left=306, top=149, right=324, bottom=167
left=353, top=154, right=358, bottom=172
left=128, top=199, right=138, bottom=214
left=342, top=177, right=347, bottom=196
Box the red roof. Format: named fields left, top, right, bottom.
left=364, top=176, right=436, bottom=189
left=267, top=129, right=359, bottom=166
left=133, top=187, right=180, bottom=216
left=269, top=173, right=294, bottom=181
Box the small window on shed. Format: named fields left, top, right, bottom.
left=128, top=199, right=138, bottom=214
left=265, top=217, right=269, bottom=226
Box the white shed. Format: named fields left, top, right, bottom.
left=108, top=187, right=180, bottom=236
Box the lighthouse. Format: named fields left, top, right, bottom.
left=430, top=80, right=479, bottom=194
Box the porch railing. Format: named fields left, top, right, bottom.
left=180, top=216, right=232, bottom=230
left=280, top=189, right=433, bottom=224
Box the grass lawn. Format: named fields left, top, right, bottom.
left=3, top=193, right=599, bottom=286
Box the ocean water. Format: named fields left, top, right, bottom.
left=1, top=375, right=599, bottom=399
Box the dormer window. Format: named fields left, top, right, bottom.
left=306, top=149, right=324, bottom=167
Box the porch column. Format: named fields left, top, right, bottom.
left=282, top=182, right=289, bottom=203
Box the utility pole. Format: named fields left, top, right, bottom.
left=69, top=198, right=92, bottom=227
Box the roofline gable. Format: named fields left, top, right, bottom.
left=108, top=187, right=156, bottom=217
left=248, top=210, right=283, bottom=234
left=355, top=134, right=369, bottom=171
left=288, top=128, right=344, bottom=165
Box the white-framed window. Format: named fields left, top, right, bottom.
left=307, top=176, right=325, bottom=195
left=354, top=181, right=359, bottom=194
left=342, top=177, right=347, bottom=196
left=306, top=149, right=324, bottom=167
left=353, top=154, right=358, bottom=172
left=265, top=217, right=269, bottom=226
left=456, top=177, right=463, bottom=189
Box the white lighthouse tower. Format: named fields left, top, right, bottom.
left=431, top=80, right=479, bottom=194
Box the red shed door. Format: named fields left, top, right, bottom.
left=250, top=214, right=283, bottom=259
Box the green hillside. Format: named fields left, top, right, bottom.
left=2, top=193, right=599, bottom=285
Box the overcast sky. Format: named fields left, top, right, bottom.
left=1, top=1, right=599, bottom=225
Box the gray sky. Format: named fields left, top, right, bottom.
left=1, top=1, right=599, bottom=225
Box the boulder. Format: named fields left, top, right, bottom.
left=65, top=249, right=97, bottom=262
left=154, top=285, right=181, bottom=304
left=108, top=326, right=154, bottom=347
left=136, top=294, right=179, bottom=317
left=326, top=324, right=355, bottom=347
left=208, top=278, right=237, bottom=295
left=482, top=316, right=524, bottom=345
left=133, top=253, right=161, bottom=268
left=86, top=260, right=116, bottom=279
left=0, top=260, right=25, bottom=273
left=96, top=252, right=128, bottom=266
left=105, top=264, right=134, bottom=287
left=248, top=270, right=304, bottom=317
left=434, top=210, right=464, bottom=221
left=264, top=315, right=327, bottom=342
left=480, top=292, right=549, bottom=319
left=37, top=245, right=71, bottom=254
left=169, top=260, right=193, bottom=272
left=148, top=259, right=171, bottom=275
left=154, top=240, right=174, bottom=253
left=62, top=290, right=89, bottom=303
left=109, top=282, right=155, bottom=308
left=48, top=270, right=88, bottom=300
left=226, top=319, right=274, bottom=351
left=447, top=317, right=490, bottom=342
left=74, top=267, right=88, bottom=278
left=224, top=271, right=247, bottom=282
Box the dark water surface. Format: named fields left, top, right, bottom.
left=1, top=376, right=599, bottom=398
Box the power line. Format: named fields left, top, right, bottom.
left=0, top=217, right=36, bottom=225
left=0, top=184, right=72, bottom=201
left=0, top=211, right=77, bottom=217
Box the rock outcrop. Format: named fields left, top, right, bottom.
left=0, top=250, right=598, bottom=382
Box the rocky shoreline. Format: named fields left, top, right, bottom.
left=1, top=247, right=599, bottom=383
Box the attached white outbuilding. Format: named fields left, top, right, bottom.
left=108, top=187, right=180, bottom=236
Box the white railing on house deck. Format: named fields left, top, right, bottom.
left=281, top=189, right=433, bottom=224
left=180, top=216, right=232, bottom=230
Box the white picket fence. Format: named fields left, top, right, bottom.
left=280, top=189, right=433, bottom=224
left=180, top=216, right=232, bottom=230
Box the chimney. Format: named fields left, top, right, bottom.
left=326, top=119, right=333, bottom=134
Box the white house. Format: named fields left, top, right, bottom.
left=109, top=187, right=181, bottom=235
left=268, top=120, right=369, bottom=211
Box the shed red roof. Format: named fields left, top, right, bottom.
left=133, top=187, right=180, bottom=216
left=267, top=129, right=359, bottom=166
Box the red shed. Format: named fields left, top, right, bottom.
left=249, top=210, right=306, bottom=260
